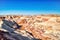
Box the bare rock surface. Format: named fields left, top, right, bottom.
left=0, top=15, right=60, bottom=40
left=0, top=17, right=40, bottom=40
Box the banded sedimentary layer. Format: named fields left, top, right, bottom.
left=0, top=14, right=60, bottom=40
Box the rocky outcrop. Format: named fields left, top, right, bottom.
left=0, top=30, right=40, bottom=40
left=0, top=15, right=60, bottom=40
left=0, top=17, right=40, bottom=40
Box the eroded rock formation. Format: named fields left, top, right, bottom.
left=0, top=15, right=60, bottom=40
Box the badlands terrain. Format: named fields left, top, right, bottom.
left=0, top=14, right=60, bottom=40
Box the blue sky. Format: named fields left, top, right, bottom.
left=0, top=0, right=60, bottom=15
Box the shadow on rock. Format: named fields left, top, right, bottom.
left=0, top=19, right=41, bottom=40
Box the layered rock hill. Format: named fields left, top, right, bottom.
left=0, top=14, right=60, bottom=40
